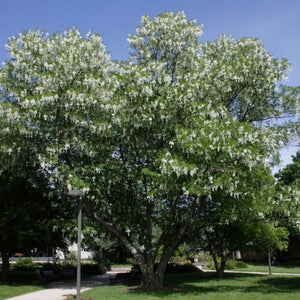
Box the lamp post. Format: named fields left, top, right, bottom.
left=68, top=189, right=84, bottom=300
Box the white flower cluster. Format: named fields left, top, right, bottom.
left=0, top=13, right=297, bottom=224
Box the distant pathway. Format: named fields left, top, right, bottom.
left=222, top=270, right=300, bottom=276
left=200, top=267, right=300, bottom=276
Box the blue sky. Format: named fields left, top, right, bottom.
left=0, top=0, right=299, bottom=170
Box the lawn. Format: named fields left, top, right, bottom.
left=234, top=263, right=300, bottom=274
left=79, top=272, right=300, bottom=300
left=0, top=285, right=43, bottom=300
left=0, top=271, right=45, bottom=299
left=2, top=263, right=300, bottom=300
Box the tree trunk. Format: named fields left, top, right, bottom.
left=138, top=248, right=173, bottom=289
left=218, top=254, right=227, bottom=278
left=93, top=211, right=187, bottom=289
left=140, top=268, right=164, bottom=289
left=1, top=252, right=10, bottom=282
left=268, top=252, right=272, bottom=275
left=211, top=250, right=227, bottom=278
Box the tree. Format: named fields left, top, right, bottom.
left=191, top=166, right=289, bottom=277
left=1, top=12, right=299, bottom=288
left=0, top=28, right=114, bottom=189
left=0, top=168, right=67, bottom=282
left=0, top=28, right=113, bottom=282
left=274, top=150, right=300, bottom=261
left=274, top=151, right=300, bottom=229
left=276, top=151, right=300, bottom=186
left=89, top=12, right=298, bottom=287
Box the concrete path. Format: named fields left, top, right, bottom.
left=202, top=269, right=300, bottom=276
left=5, top=267, right=131, bottom=300
left=6, top=287, right=91, bottom=300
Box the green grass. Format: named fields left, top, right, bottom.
left=233, top=262, right=300, bottom=274
left=2, top=263, right=300, bottom=300
left=0, top=271, right=45, bottom=299
left=0, top=285, right=43, bottom=299
left=78, top=273, right=300, bottom=300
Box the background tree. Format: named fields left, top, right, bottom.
left=192, top=166, right=288, bottom=277
left=0, top=167, right=67, bottom=282
left=276, top=151, right=300, bottom=186
left=274, top=150, right=300, bottom=262
left=82, top=225, right=130, bottom=265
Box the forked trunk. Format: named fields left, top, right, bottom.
left=211, top=251, right=227, bottom=278
left=92, top=210, right=187, bottom=289
left=218, top=254, right=227, bottom=278
left=138, top=244, right=177, bottom=289
left=138, top=255, right=169, bottom=289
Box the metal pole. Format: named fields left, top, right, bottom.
left=77, top=196, right=82, bottom=300
left=67, top=189, right=84, bottom=300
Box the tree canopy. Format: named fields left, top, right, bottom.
left=276, top=151, right=300, bottom=186
left=0, top=12, right=299, bottom=288
left=190, top=165, right=289, bottom=277
left=274, top=150, right=300, bottom=261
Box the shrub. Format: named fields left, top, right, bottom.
left=205, top=261, right=215, bottom=270
left=41, top=263, right=61, bottom=271
left=224, top=259, right=236, bottom=270
left=166, top=262, right=200, bottom=273
left=206, top=259, right=248, bottom=270
left=40, top=262, right=62, bottom=274
left=131, top=262, right=200, bottom=274
left=63, top=252, right=77, bottom=267
left=155, top=245, right=192, bottom=265
left=81, top=263, right=106, bottom=275
left=12, top=258, right=41, bottom=271
left=235, top=260, right=248, bottom=268
left=169, top=246, right=191, bottom=264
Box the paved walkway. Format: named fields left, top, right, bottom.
left=202, top=269, right=300, bottom=276
left=196, top=264, right=300, bottom=276
left=6, top=267, right=131, bottom=300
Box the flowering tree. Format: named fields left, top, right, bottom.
left=0, top=28, right=115, bottom=280
left=1, top=12, right=299, bottom=288
left=0, top=28, right=114, bottom=187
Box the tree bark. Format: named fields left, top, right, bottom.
left=218, top=254, right=227, bottom=278
left=268, top=252, right=272, bottom=275
left=139, top=243, right=178, bottom=289
left=92, top=210, right=187, bottom=289
left=141, top=268, right=164, bottom=289
left=211, top=249, right=227, bottom=278
left=1, top=252, right=10, bottom=282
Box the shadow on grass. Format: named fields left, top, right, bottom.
left=260, top=276, right=300, bottom=291
left=122, top=272, right=300, bottom=298
left=0, top=271, right=44, bottom=286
